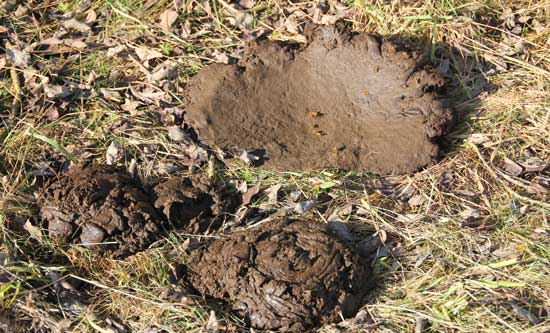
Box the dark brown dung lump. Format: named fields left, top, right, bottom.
left=185, top=27, right=453, bottom=174
left=37, top=165, right=162, bottom=258
left=153, top=176, right=239, bottom=234
left=184, top=218, right=378, bottom=332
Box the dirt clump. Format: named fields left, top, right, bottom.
left=37, top=165, right=163, bottom=258
left=185, top=27, right=453, bottom=174
left=184, top=218, right=378, bottom=332
left=153, top=176, right=239, bottom=234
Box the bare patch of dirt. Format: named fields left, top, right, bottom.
left=184, top=218, right=379, bottom=332
left=36, top=165, right=163, bottom=257
left=185, top=27, right=453, bottom=174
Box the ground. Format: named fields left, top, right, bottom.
left=0, top=0, right=549, bottom=332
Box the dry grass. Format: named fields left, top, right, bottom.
left=1, top=0, right=549, bottom=332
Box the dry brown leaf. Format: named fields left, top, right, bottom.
left=134, top=47, right=164, bottom=62
left=100, top=88, right=123, bottom=102
left=238, top=0, right=255, bottom=9
left=159, top=9, right=178, bottom=31
left=168, top=127, right=189, bottom=143
left=6, top=47, right=30, bottom=68
left=149, top=60, right=178, bottom=81
left=121, top=99, right=142, bottom=115
left=106, top=141, right=121, bottom=165
left=44, top=84, right=71, bottom=98
left=502, top=157, right=523, bottom=176
left=84, top=9, right=97, bottom=24
left=527, top=176, right=549, bottom=194
left=63, top=18, right=91, bottom=33
left=24, top=220, right=43, bottom=242
left=242, top=182, right=261, bottom=206
left=517, top=157, right=548, bottom=173
left=63, top=39, right=87, bottom=50
left=106, top=45, right=126, bottom=57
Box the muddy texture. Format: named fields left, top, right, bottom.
left=37, top=165, right=163, bottom=258
left=184, top=218, right=378, bottom=332
left=185, top=27, right=453, bottom=174
left=153, top=176, right=239, bottom=234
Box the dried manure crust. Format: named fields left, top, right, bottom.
left=184, top=218, right=377, bottom=332
left=36, top=165, right=235, bottom=257
left=185, top=28, right=453, bottom=174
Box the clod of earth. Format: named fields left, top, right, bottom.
left=185, top=27, right=453, bottom=174
left=153, top=176, right=240, bottom=234
left=184, top=218, right=378, bottom=332
left=37, top=165, right=163, bottom=258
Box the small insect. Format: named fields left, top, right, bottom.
left=308, top=111, right=322, bottom=118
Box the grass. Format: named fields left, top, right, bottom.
left=1, top=0, right=549, bottom=332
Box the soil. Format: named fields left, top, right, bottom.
left=184, top=218, right=378, bottom=332
left=153, top=176, right=239, bottom=234
left=37, top=165, right=163, bottom=258
left=185, top=27, right=453, bottom=174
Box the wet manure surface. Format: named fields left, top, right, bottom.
left=184, top=218, right=378, bottom=332
left=185, top=27, right=454, bottom=174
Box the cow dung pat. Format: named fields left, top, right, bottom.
left=184, top=218, right=378, bottom=332
left=185, top=27, right=453, bottom=174
left=153, top=176, right=239, bottom=234
left=37, top=165, right=162, bottom=258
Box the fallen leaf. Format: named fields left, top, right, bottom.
left=396, top=213, right=423, bottom=223
left=6, top=47, right=30, bottom=68
left=181, top=144, right=208, bottom=166
left=238, top=0, right=255, bottom=8
left=63, top=18, right=91, bottom=33
left=206, top=310, right=220, bottom=332
left=294, top=199, right=316, bottom=214
left=239, top=150, right=260, bottom=165
left=168, top=127, right=189, bottom=142
left=100, top=88, right=123, bottom=102
left=468, top=133, right=491, bottom=145
left=159, top=9, right=178, bottom=31
left=502, top=157, right=523, bottom=176
left=44, top=84, right=72, bottom=98
left=128, top=158, right=137, bottom=178
left=149, top=60, right=178, bottom=81
left=84, top=9, right=97, bottom=24
left=408, top=194, right=425, bottom=206
left=106, top=141, right=120, bottom=165
left=212, top=50, right=229, bottom=64
left=262, top=184, right=283, bottom=209
left=517, top=157, right=548, bottom=173
left=510, top=300, right=541, bottom=325
left=24, top=220, right=43, bottom=242
left=135, top=47, right=164, bottom=62
left=63, top=39, right=87, bottom=50
left=242, top=182, right=261, bottom=206
left=527, top=176, right=549, bottom=194
left=158, top=163, right=178, bottom=174
left=320, top=14, right=338, bottom=25
left=121, top=99, right=142, bottom=115
left=106, top=45, right=126, bottom=57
